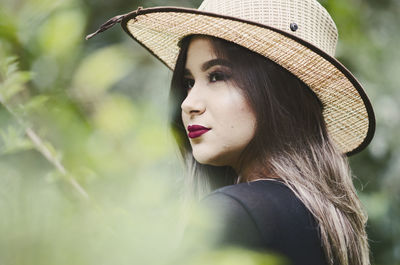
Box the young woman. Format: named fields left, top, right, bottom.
left=87, top=0, right=375, bottom=264
left=170, top=34, right=368, bottom=265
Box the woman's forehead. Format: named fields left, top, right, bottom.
left=184, top=37, right=232, bottom=71
left=185, top=38, right=216, bottom=69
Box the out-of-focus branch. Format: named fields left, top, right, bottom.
left=0, top=58, right=90, bottom=200
left=25, top=127, right=89, bottom=199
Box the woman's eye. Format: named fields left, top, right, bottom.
left=183, top=78, right=195, bottom=90
left=208, top=71, right=229, bottom=83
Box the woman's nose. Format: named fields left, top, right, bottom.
left=181, top=85, right=206, bottom=116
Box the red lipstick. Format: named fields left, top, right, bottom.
left=187, top=125, right=210, bottom=139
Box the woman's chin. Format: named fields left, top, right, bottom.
left=193, top=152, right=228, bottom=167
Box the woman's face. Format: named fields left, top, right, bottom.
left=181, top=37, right=256, bottom=170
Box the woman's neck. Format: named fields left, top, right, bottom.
left=234, top=159, right=279, bottom=183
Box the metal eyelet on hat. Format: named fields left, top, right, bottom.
left=290, top=22, right=298, bottom=32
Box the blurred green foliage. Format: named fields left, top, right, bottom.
left=0, top=0, right=399, bottom=264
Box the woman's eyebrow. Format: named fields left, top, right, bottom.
left=184, top=58, right=232, bottom=76
left=201, top=58, right=232, bottom=71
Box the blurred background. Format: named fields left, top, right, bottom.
left=0, top=0, right=399, bottom=264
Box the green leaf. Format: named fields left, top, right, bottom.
left=0, top=126, right=34, bottom=154
left=23, top=95, right=49, bottom=112
left=0, top=56, right=32, bottom=103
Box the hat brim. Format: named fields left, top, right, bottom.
left=120, top=7, right=375, bottom=156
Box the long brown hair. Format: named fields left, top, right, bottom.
left=169, top=35, right=370, bottom=265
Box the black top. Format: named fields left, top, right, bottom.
left=201, top=180, right=327, bottom=265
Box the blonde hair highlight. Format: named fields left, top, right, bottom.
left=267, top=136, right=370, bottom=265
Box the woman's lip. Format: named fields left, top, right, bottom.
left=188, top=125, right=210, bottom=132
left=188, top=129, right=210, bottom=139
left=187, top=125, right=210, bottom=139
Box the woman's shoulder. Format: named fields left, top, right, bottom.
left=204, top=180, right=313, bottom=232
left=211, top=179, right=292, bottom=198
left=205, top=179, right=317, bottom=234
left=206, top=179, right=301, bottom=212
left=202, top=179, right=327, bottom=265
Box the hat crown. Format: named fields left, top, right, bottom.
left=198, top=0, right=338, bottom=56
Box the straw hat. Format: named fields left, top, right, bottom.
left=87, top=0, right=375, bottom=156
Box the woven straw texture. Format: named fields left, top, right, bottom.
left=198, top=0, right=338, bottom=56
left=123, top=0, right=372, bottom=155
